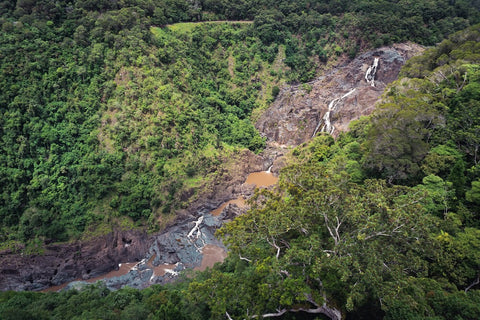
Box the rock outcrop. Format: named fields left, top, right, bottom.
left=64, top=211, right=229, bottom=291
left=186, top=148, right=265, bottom=214
left=0, top=229, right=149, bottom=291
left=256, top=43, right=424, bottom=145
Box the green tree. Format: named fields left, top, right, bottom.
left=362, top=80, right=445, bottom=184
left=466, top=179, right=480, bottom=204
left=215, top=155, right=440, bottom=318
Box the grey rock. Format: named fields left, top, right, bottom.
left=255, top=43, right=424, bottom=145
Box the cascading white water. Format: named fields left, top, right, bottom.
left=311, top=119, right=323, bottom=138
left=187, top=216, right=204, bottom=239
left=187, top=215, right=206, bottom=251
left=164, top=268, right=179, bottom=276
left=312, top=57, right=380, bottom=138
left=365, top=57, right=379, bottom=87
left=312, top=97, right=337, bottom=137
left=313, top=88, right=356, bottom=137
left=266, top=164, right=273, bottom=173
left=320, top=97, right=340, bottom=135
left=131, top=258, right=147, bottom=271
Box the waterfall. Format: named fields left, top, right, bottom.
left=311, top=120, right=323, bottom=138
left=131, top=258, right=147, bottom=271
left=187, top=215, right=206, bottom=251
left=313, top=88, right=356, bottom=137
left=365, top=57, right=379, bottom=87
left=311, top=58, right=379, bottom=138
left=321, top=97, right=340, bottom=135
left=340, top=88, right=357, bottom=100
left=164, top=269, right=179, bottom=276
left=187, top=216, right=204, bottom=239
left=313, top=57, right=379, bottom=137
left=266, top=164, right=273, bottom=173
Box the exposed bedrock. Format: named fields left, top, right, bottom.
left=0, top=229, right=149, bottom=291
left=186, top=148, right=265, bottom=214
left=0, top=150, right=263, bottom=291
left=256, top=43, right=424, bottom=146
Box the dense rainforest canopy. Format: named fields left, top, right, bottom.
left=1, top=0, right=480, bottom=319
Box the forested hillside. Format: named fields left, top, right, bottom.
left=1, top=0, right=479, bottom=246
left=1, top=0, right=480, bottom=319
left=2, top=22, right=480, bottom=320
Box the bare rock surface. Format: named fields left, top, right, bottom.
left=0, top=149, right=265, bottom=291
left=187, top=148, right=265, bottom=213
left=0, top=229, right=148, bottom=291
left=256, top=43, right=424, bottom=145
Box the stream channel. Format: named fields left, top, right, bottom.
left=43, top=168, right=278, bottom=292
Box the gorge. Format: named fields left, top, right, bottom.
left=1, top=0, right=480, bottom=316
left=0, top=43, right=423, bottom=292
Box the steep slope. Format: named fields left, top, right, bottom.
left=185, top=25, right=480, bottom=320
left=256, top=43, right=424, bottom=146
left=1, top=0, right=478, bottom=295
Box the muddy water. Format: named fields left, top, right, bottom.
left=147, top=253, right=176, bottom=276
left=210, top=197, right=246, bottom=216
left=86, top=263, right=137, bottom=283
left=41, top=262, right=137, bottom=292
left=42, top=171, right=276, bottom=292
left=245, top=170, right=278, bottom=188
left=204, top=170, right=277, bottom=269
left=210, top=170, right=277, bottom=216
left=194, top=244, right=227, bottom=271
left=152, top=264, right=177, bottom=276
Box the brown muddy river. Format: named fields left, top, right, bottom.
left=43, top=170, right=277, bottom=292
left=244, top=170, right=278, bottom=187
left=194, top=244, right=227, bottom=271
left=147, top=253, right=176, bottom=276
left=210, top=197, right=246, bottom=216
left=210, top=169, right=277, bottom=216
left=86, top=262, right=137, bottom=282
left=152, top=264, right=177, bottom=276
left=205, top=170, right=278, bottom=267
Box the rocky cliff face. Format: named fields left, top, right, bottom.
left=0, top=229, right=149, bottom=291
left=256, top=43, right=424, bottom=146
left=186, top=149, right=265, bottom=214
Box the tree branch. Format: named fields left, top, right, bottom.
left=247, top=291, right=342, bottom=320
left=456, top=71, right=468, bottom=92
left=266, top=237, right=281, bottom=259
left=252, top=305, right=342, bottom=320
left=239, top=254, right=252, bottom=263
left=465, top=275, right=479, bottom=293
left=280, top=269, right=290, bottom=277
left=323, top=213, right=339, bottom=247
